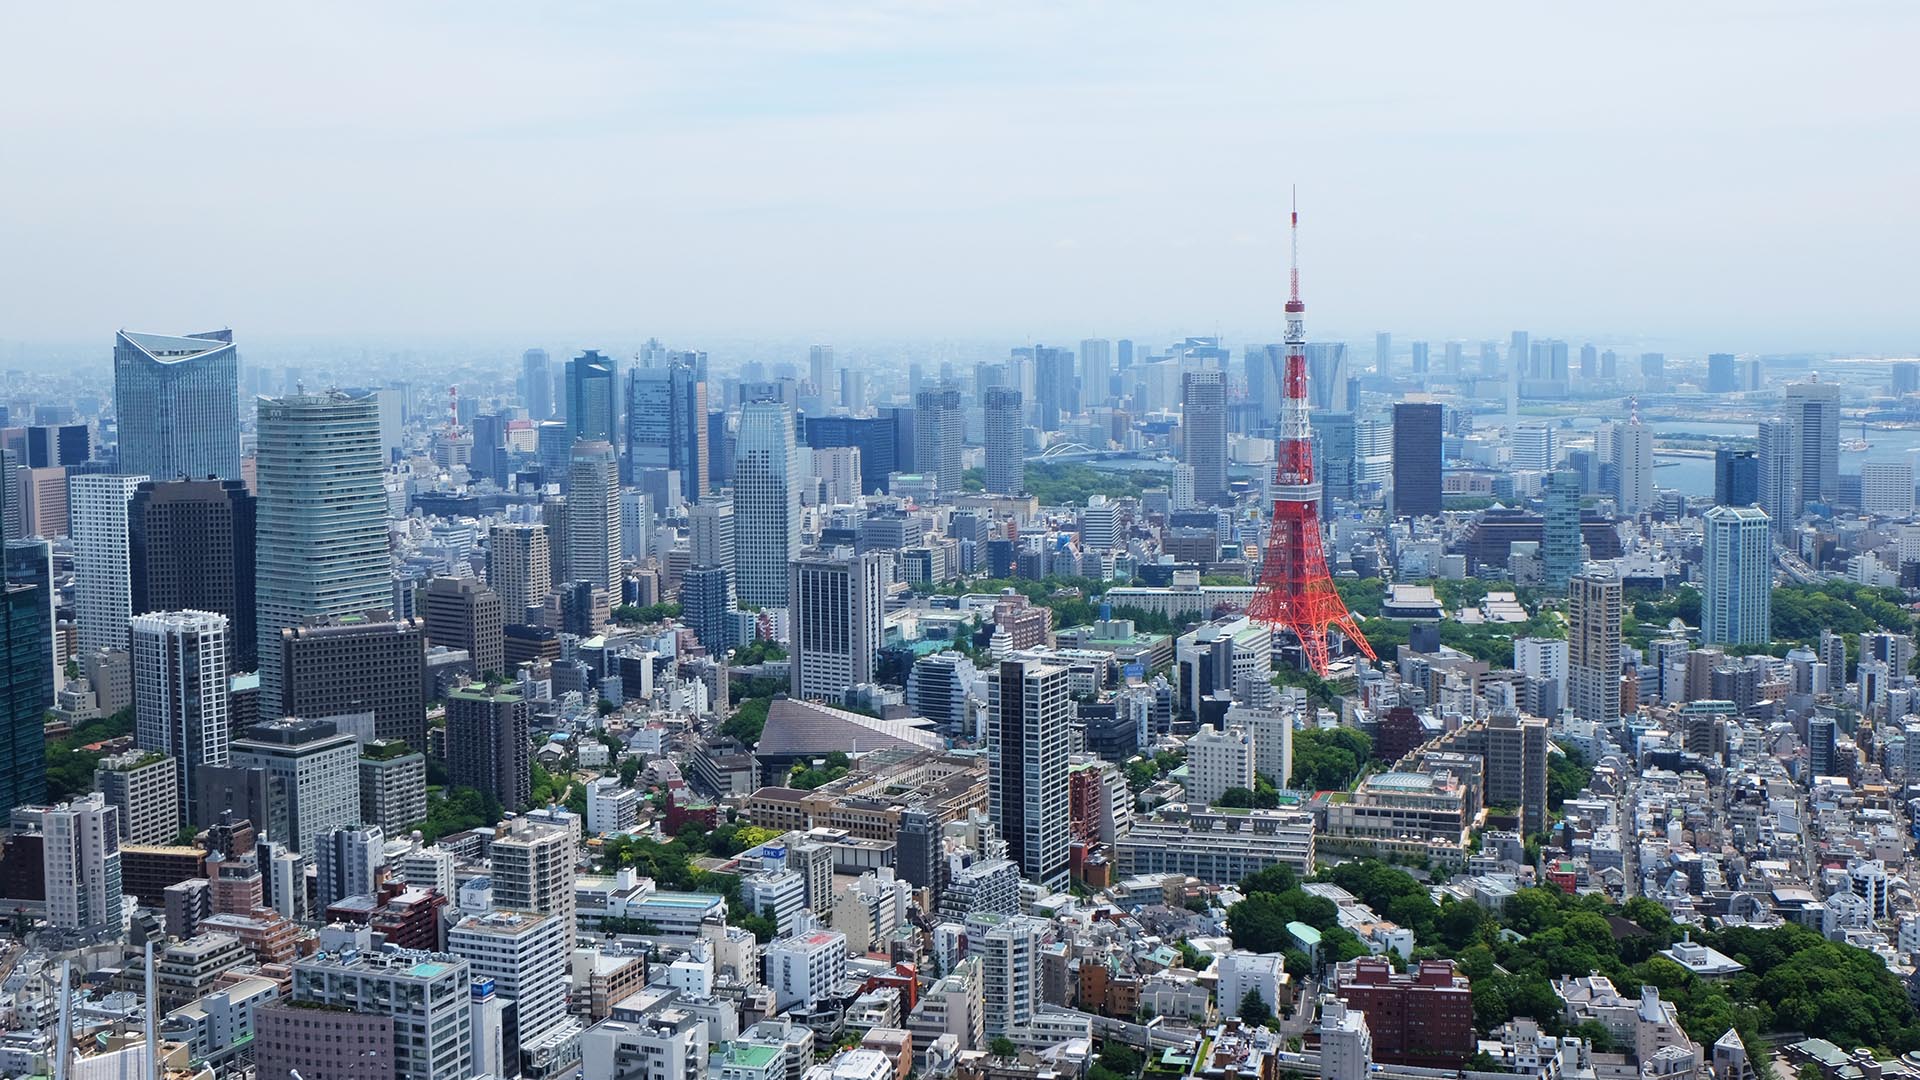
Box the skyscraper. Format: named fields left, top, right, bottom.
left=1783, top=380, right=1840, bottom=510
left=254, top=392, right=390, bottom=704
left=680, top=566, right=735, bottom=655
left=132, top=610, right=232, bottom=821
left=1033, top=345, right=1077, bottom=431
left=447, top=683, right=531, bottom=812
left=1702, top=506, right=1773, bottom=647
left=0, top=582, right=48, bottom=810
left=1410, top=340, right=1430, bottom=375
left=521, top=348, right=553, bottom=420
left=989, top=655, right=1071, bottom=891
left=1311, top=413, right=1357, bottom=505
left=229, top=718, right=361, bottom=855
left=735, top=402, right=800, bottom=607
left=130, top=478, right=256, bottom=671
left=1390, top=402, right=1443, bottom=518
left=42, top=794, right=123, bottom=935
left=1181, top=371, right=1228, bottom=506
left=1374, top=331, right=1392, bottom=376
left=984, top=387, right=1024, bottom=496
left=1706, top=353, right=1738, bottom=394
left=1713, top=450, right=1760, bottom=508
left=565, top=350, right=618, bottom=444
left=789, top=547, right=885, bottom=702
left=1512, top=423, right=1557, bottom=472
left=1080, top=339, right=1112, bottom=407
left=915, top=384, right=964, bottom=497
left=565, top=440, right=621, bottom=592
left=1611, top=416, right=1654, bottom=514
left=113, top=329, right=242, bottom=482
left=1541, top=469, right=1582, bottom=594
left=1568, top=569, right=1622, bottom=724
left=421, top=576, right=505, bottom=678
left=486, top=523, right=551, bottom=622
left=1757, top=416, right=1802, bottom=528
left=625, top=356, right=708, bottom=507
left=809, top=344, right=835, bottom=402
left=71, top=472, right=147, bottom=655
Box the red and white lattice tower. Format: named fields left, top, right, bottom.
left=1247, top=197, right=1376, bottom=675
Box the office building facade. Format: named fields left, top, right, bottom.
left=420, top=576, right=504, bottom=678
left=71, top=472, right=148, bottom=655
left=1181, top=371, right=1229, bottom=506
left=132, top=610, right=231, bottom=822
left=113, top=329, right=242, bottom=482
left=130, top=478, right=256, bottom=671
left=447, top=683, right=531, bottom=812
left=229, top=718, right=361, bottom=855
left=1391, top=403, right=1443, bottom=517
left=989, top=656, right=1071, bottom=891
left=914, top=385, right=964, bottom=497
left=734, top=402, right=800, bottom=607
left=983, top=386, right=1024, bottom=496
left=788, top=548, right=885, bottom=702
left=280, top=616, right=427, bottom=750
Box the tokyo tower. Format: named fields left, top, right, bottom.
left=1247, top=197, right=1377, bottom=675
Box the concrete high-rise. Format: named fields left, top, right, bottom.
left=915, top=384, right=964, bottom=497
left=229, top=718, right=361, bottom=854
left=522, top=348, right=553, bottom=420
left=312, top=823, right=386, bottom=910
left=280, top=949, right=472, bottom=1080
left=984, top=387, right=1024, bottom=496
left=789, top=547, right=885, bottom=702
left=566, top=440, right=622, bottom=592
left=487, top=523, right=551, bottom=621
left=113, top=329, right=242, bottom=482
left=1512, top=423, right=1557, bottom=472
left=734, top=402, right=800, bottom=607
left=809, top=344, right=835, bottom=402
left=255, top=392, right=390, bottom=704
left=1080, top=339, right=1112, bottom=406
left=449, top=911, right=571, bottom=1046
left=130, top=479, right=256, bottom=671
left=565, top=350, right=618, bottom=444
left=281, top=616, right=426, bottom=749
left=688, top=495, right=737, bottom=576
left=1181, top=371, right=1229, bottom=506
left=42, top=794, right=124, bottom=934
left=1033, top=345, right=1077, bottom=431
left=420, top=576, right=504, bottom=680
left=447, top=683, right=531, bottom=812
left=989, top=655, right=1071, bottom=891
left=490, top=816, right=576, bottom=928
left=1568, top=569, right=1622, bottom=724
left=1783, top=380, right=1840, bottom=509
left=1612, top=416, right=1654, bottom=514
left=1702, top=506, right=1773, bottom=647
left=1391, top=402, right=1443, bottom=517
left=132, top=610, right=231, bottom=822
left=1374, top=331, right=1392, bottom=376
left=71, top=472, right=148, bottom=655
left=1757, top=415, right=1802, bottom=527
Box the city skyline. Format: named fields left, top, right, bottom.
left=3, top=5, right=1917, bottom=352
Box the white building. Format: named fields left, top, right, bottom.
left=971, top=914, right=1046, bottom=1038
left=42, top=794, right=124, bottom=934
left=1611, top=418, right=1654, bottom=515
left=1862, top=460, right=1916, bottom=518
left=812, top=447, right=862, bottom=507
left=131, top=610, right=231, bottom=823
left=744, top=870, right=808, bottom=938
left=1701, top=505, right=1773, bottom=647
left=1226, top=703, right=1293, bottom=789
left=92, top=750, right=179, bottom=845
left=449, top=910, right=572, bottom=1045
left=566, top=440, right=622, bottom=591
left=582, top=1008, right=708, bottom=1080
left=491, top=817, right=577, bottom=929
left=1217, top=951, right=1287, bottom=1018
left=766, top=929, right=848, bottom=1012
left=313, top=824, right=385, bottom=909
left=1184, top=724, right=1255, bottom=807
left=1318, top=997, right=1373, bottom=1080
left=228, top=717, right=360, bottom=855
left=70, top=473, right=148, bottom=655
left=1079, top=496, right=1117, bottom=550
left=586, top=777, right=641, bottom=835
left=1512, top=424, right=1558, bottom=472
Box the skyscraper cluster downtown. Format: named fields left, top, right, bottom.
left=5, top=218, right=1917, bottom=1080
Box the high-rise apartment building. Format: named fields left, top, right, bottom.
left=42, top=794, right=123, bottom=934
left=914, top=384, right=964, bottom=497
left=490, top=816, right=576, bottom=929
left=566, top=350, right=618, bottom=444
left=1032, top=345, right=1077, bottom=431
left=680, top=567, right=735, bottom=655
left=983, top=387, right=1024, bottom=496
left=1702, top=506, right=1773, bottom=646
left=1568, top=569, right=1623, bottom=725
left=93, top=749, right=180, bottom=844
left=450, top=911, right=571, bottom=1046
left=358, top=742, right=427, bottom=835
left=421, top=576, right=504, bottom=678
left=281, top=616, right=427, bottom=749
left=313, top=823, right=385, bottom=908
left=447, top=683, right=531, bottom=812
left=132, top=610, right=231, bottom=822
left=1184, top=724, right=1254, bottom=807
left=113, top=329, right=242, bottom=482
left=566, top=440, right=622, bottom=592
left=1612, top=417, right=1654, bottom=514
left=1391, top=403, right=1443, bottom=518
left=487, top=523, right=551, bottom=621
left=255, top=392, right=390, bottom=704
left=71, top=472, right=147, bottom=655
left=1374, top=331, right=1392, bottom=376
left=788, top=548, right=885, bottom=702
left=734, top=402, right=799, bottom=607
left=1181, top=371, right=1228, bottom=506
left=129, top=478, right=256, bottom=671
left=1758, top=415, right=1802, bottom=528
left=976, top=914, right=1047, bottom=1037
left=989, top=656, right=1071, bottom=891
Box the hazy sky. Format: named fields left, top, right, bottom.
left=3, top=2, right=1915, bottom=355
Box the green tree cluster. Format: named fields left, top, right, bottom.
left=44, top=706, right=136, bottom=803
left=732, top=639, right=788, bottom=666
left=788, top=752, right=851, bottom=790
left=413, top=786, right=504, bottom=843
left=1772, top=580, right=1912, bottom=644
left=612, top=602, right=681, bottom=626
left=723, top=697, right=773, bottom=746
left=1546, top=745, right=1593, bottom=811
left=1289, top=727, right=1372, bottom=791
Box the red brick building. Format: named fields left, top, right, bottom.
left=1332, top=958, right=1473, bottom=1067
